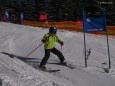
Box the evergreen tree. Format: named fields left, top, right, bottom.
left=0, top=0, right=114, bottom=25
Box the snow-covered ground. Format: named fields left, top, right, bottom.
left=0, top=22, right=115, bottom=86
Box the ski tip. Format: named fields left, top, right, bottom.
left=42, top=69, right=60, bottom=72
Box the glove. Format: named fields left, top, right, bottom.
left=59, top=41, right=64, bottom=46
left=41, top=39, right=48, bottom=43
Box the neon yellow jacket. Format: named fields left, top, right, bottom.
left=42, top=33, right=61, bottom=49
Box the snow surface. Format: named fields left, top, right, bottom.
left=0, top=22, right=115, bottom=86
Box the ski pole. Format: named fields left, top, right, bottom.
left=61, top=46, right=62, bottom=51
left=26, top=42, right=43, bottom=57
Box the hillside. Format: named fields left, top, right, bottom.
left=0, top=22, right=115, bottom=86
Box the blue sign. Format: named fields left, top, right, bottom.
left=83, top=16, right=106, bottom=32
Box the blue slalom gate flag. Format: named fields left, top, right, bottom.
left=83, top=16, right=107, bottom=32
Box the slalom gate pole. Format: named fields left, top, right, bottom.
left=103, top=7, right=111, bottom=69
left=106, top=31, right=111, bottom=68
left=26, top=42, right=43, bottom=57
left=83, top=5, right=87, bottom=67
left=84, top=32, right=87, bottom=67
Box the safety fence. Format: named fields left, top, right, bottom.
left=22, top=21, right=115, bottom=35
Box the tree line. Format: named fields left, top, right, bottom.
left=0, top=0, right=115, bottom=25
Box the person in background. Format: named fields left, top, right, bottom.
left=39, top=27, right=66, bottom=69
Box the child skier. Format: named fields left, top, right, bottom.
left=39, top=27, right=66, bottom=69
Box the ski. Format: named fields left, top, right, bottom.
left=66, top=63, right=76, bottom=69
left=33, top=65, right=60, bottom=73
left=49, top=61, right=76, bottom=69
left=40, top=69, right=60, bottom=73
left=60, top=63, right=76, bottom=69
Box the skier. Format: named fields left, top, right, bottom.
left=39, top=27, right=66, bottom=69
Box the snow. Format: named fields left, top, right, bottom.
left=0, top=22, right=115, bottom=86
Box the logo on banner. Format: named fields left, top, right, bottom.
left=86, top=18, right=90, bottom=22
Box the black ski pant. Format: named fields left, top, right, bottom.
left=40, top=47, right=65, bottom=67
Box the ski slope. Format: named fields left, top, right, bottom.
left=0, top=22, right=115, bottom=86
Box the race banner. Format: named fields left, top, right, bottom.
left=83, top=16, right=106, bottom=32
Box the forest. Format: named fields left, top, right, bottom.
left=0, top=0, right=115, bottom=25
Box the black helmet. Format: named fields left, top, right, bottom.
left=49, top=27, right=57, bottom=34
